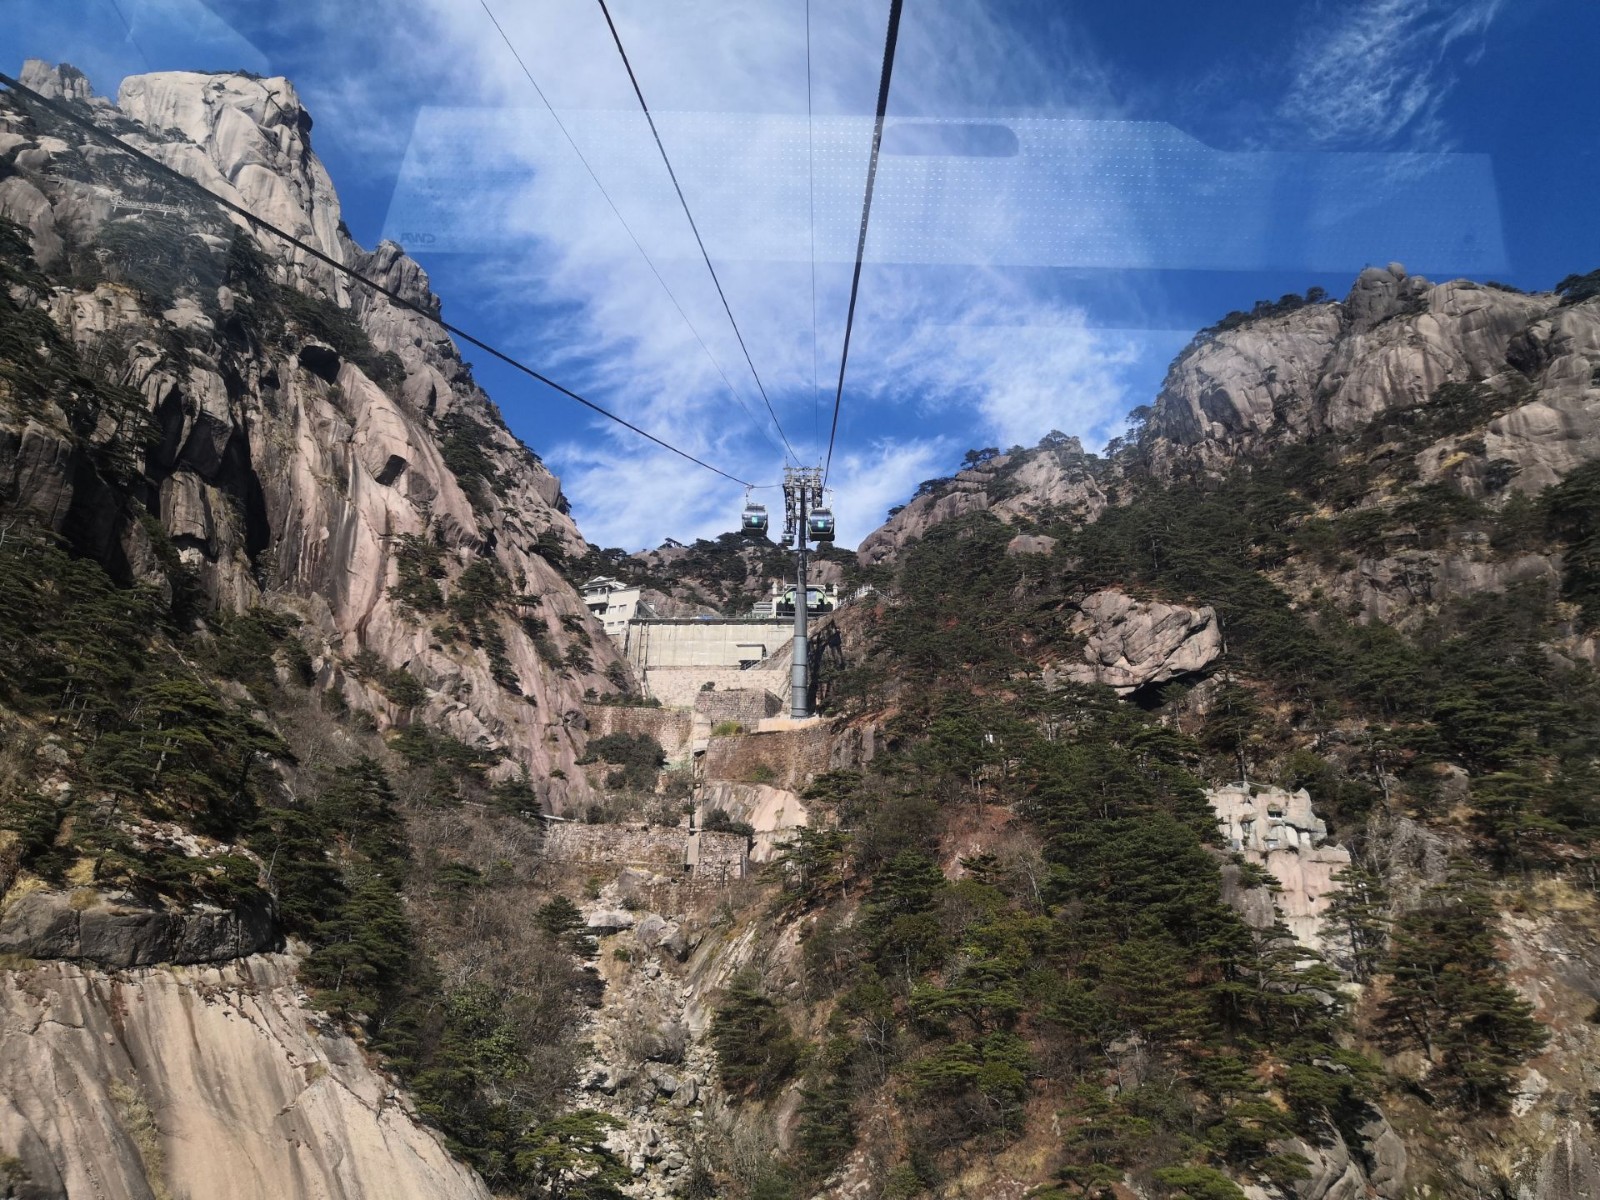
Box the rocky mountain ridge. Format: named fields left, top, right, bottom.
left=2, top=56, right=1600, bottom=1200
left=1142, top=262, right=1600, bottom=493
left=0, top=59, right=642, bottom=1200
left=854, top=264, right=1600, bottom=691
left=858, top=431, right=1110, bottom=567
left=2, top=60, right=627, bottom=804
left=863, top=263, right=1600, bottom=571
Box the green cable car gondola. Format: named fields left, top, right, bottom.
left=806, top=508, right=835, bottom=542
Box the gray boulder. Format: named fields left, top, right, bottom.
left=586, top=909, right=635, bottom=934
left=1062, top=588, right=1222, bottom=693
left=1358, top=1112, right=1408, bottom=1199
left=1273, top=1129, right=1365, bottom=1200
left=634, top=913, right=690, bottom=960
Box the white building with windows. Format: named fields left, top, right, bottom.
left=582, top=576, right=650, bottom=638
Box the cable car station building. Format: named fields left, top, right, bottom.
left=581, top=577, right=835, bottom=713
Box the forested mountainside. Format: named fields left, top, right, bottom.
left=804, top=262, right=1600, bottom=1197
left=0, top=60, right=630, bottom=791
left=2, top=56, right=1600, bottom=1200
left=0, top=61, right=632, bottom=1199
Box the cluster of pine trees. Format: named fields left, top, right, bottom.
left=0, top=197, right=632, bottom=1198
left=723, top=455, right=1567, bottom=1195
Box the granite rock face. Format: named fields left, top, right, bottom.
left=1211, top=783, right=1351, bottom=952
left=1284, top=545, right=1563, bottom=632
left=858, top=436, right=1109, bottom=566
left=1059, top=588, right=1222, bottom=694
left=0, top=62, right=626, bottom=806
left=0, top=954, right=491, bottom=1200
left=0, top=889, right=276, bottom=968
left=1142, top=264, right=1599, bottom=492
left=851, top=265, right=1599, bottom=580
left=1531, top=1123, right=1600, bottom=1200
left=1249, top=1113, right=1407, bottom=1200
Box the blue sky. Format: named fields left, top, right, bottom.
left=8, top=0, right=1599, bottom=549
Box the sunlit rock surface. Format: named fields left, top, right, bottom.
left=1211, top=783, right=1351, bottom=952
left=0, top=954, right=491, bottom=1200
left=0, top=61, right=626, bottom=807
left=858, top=436, right=1109, bottom=567
left=1058, top=588, right=1222, bottom=694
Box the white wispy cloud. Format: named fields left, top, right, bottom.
left=891, top=320, right=1144, bottom=452
left=820, top=436, right=954, bottom=543
left=27, top=0, right=1160, bottom=550
left=1280, top=0, right=1502, bottom=148
left=337, top=0, right=1153, bottom=548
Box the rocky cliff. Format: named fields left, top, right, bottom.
left=1142, top=263, right=1600, bottom=494
left=0, top=59, right=642, bottom=1200
left=858, top=264, right=1600, bottom=570
left=807, top=263, right=1600, bottom=1200
left=852, top=263, right=1600, bottom=670
left=857, top=432, right=1110, bottom=567
left=0, top=955, right=491, bottom=1200
left=5, top=56, right=1600, bottom=1200
left=0, top=61, right=627, bottom=805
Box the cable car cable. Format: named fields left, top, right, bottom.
left=476, top=0, right=784, bottom=462
left=106, top=0, right=153, bottom=70
left=0, top=72, right=769, bottom=489
left=806, top=0, right=819, bottom=448
left=822, top=0, right=904, bottom=490
left=594, top=0, right=801, bottom=465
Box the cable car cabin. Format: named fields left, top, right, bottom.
left=775, top=584, right=837, bottom=617
left=741, top=504, right=769, bottom=535
left=806, top=508, right=836, bottom=542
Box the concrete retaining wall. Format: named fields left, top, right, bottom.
left=623, top=619, right=793, bottom=669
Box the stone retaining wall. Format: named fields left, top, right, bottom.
left=644, top=667, right=787, bottom=711
left=587, top=705, right=695, bottom=765
left=543, top=822, right=747, bottom=881
left=694, top=687, right=782, bottom=728
left=700, top=721, right=874, bottom=791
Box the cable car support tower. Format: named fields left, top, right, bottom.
left=782, top=466, right=832, bottom=718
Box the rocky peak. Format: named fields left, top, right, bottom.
left=857, top=432, right=1110, bottom=567
left=1344, top=261, right=1428, bottom=332
left=0, top=62, right=627, bottom=806
left=1141, top=265, right=1591, bottom=488
left=113, top=68, right=350, bottom=299
left=18, top=59, right=96, bottom=103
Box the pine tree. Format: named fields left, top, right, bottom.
left=1379, top=865, right=1547, bottom=1108
left=713, top=972, right=801, bottom=1099
left=1472, top=761, right=1562, bottom=873
left=1323, top=865, right=1390, bottom=982
left=795, top=1034, right=858, bottom=1179
left=514, top=1111, right=629, bottom=1200
left=773, top=826, right=851, bottom=904
left=535, top=896, right=596, bottom=956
